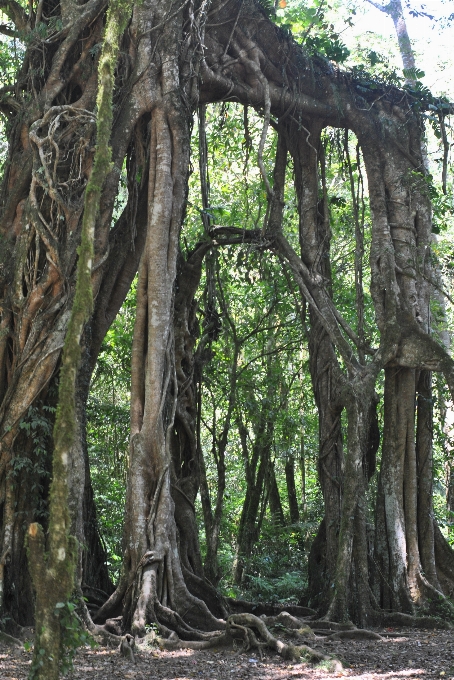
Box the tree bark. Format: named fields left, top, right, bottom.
left=285, top=453, right=300, bottom=525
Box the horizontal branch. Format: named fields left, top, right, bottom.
left=0, top=0, right=29, bottom=32
left=0, top=23, right=17, bottom=36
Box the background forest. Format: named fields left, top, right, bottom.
left=77, top=0, right=454, bottom=606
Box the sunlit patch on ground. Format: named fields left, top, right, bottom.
left=0, top=628, right=453, bottom=679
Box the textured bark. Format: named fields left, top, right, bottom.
left=416, top=371, right=441, bottom=591
left=0, top=0, right=154, bottom=626
left=448, top=465, right=454, bottom=537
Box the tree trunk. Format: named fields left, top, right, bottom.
left=285, top=453, right=300, bottom=525
left=284, top=119, right=345, bottom=610
left=233, top=416, right=272, bottom=585
left=268, top=461, right=285, bottom=527
left=0, top=0, right=155, bottom=626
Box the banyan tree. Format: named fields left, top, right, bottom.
left=0, top=0, right=453, bottom=654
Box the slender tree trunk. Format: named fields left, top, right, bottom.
left=233, top=416, right=272, bottom=585
left=416, top=371, right=441, bottom=591
left=268, top=461, right=285, bottom=527
left=285, top=453, right=300, bottom=525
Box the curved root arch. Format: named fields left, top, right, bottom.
left=92, top=0, right=454, bottom=635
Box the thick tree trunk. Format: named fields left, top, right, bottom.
left=0, top=0, right=152, bottom=625
left=375, top=368, right=416, bottom=612
left=94, top=1, right=227, bottom=637
left=326, top=384, right=375, bottom=625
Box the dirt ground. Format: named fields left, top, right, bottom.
left=0, top=627, right=453, bottom=680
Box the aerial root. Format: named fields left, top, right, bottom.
left=160, top=613, right=342, bottom=669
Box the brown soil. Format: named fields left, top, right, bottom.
left=1, top=627, right=453, bottom=679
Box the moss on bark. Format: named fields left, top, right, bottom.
left=26, top=0, right=133, bottom=676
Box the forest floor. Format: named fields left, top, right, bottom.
left=0, top=627, right=452, bottom=679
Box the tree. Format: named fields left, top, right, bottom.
left=0, top=0, right=453, bottom=647
left=365, top=0, right=416, bottom=79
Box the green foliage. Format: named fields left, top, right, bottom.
left=233, top=520, right=309, bottom=603
left=186, top=103, right=324, bottom=596
left=305, top=33, right=349, bottom=62
left=274, top=0, right=351, bottom=63
left=54, top=601, right=96, bottom=675
left=15, top=404, right=55, bottom=522
left=255, top=0, right=276, bottom=19
left=245, top=570, right=305, bottom=604
left=87, top=279, right=136, bottom=580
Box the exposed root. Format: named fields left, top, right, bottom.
left=381, top=612, right=453, bottom=630
left=0, top=631, right=23, bottom=647
left=261, top=611, right=316, bottom=631
left=326, top=630, right=384, bottom=641
left=158, top=613, right=342, bottom=669
left=315, top=608, right=453, bottom=631
left=160, top=632, right=229, bottom=651
left=304, top=618, right=384, bottom=640
left=260, top=612, right=316, bottom=641
left=311, top=620, right=356, bottom=631
left=77, top=595, right=123, bottom=645
left=88, top=623, right=124, bottom=645
left=226, top=597, right=317, bottom=618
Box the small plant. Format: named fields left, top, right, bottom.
left=27, top=600, right=96, bottom=678
left=54, top=600, right=96, bottom=675
left=244, top=570, right=306, bottom=604
left=143, top=622, right=160, bottom=648
left=16, top=404, right=55, bottom=523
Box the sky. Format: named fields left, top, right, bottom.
left=340, top=0, right=454, bottom=98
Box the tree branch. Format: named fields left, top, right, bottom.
left=0, top=23, right=18, bottom=36
left=364, top=0, right=389, bottom=13
left=0, top=0, right=29, bottom=32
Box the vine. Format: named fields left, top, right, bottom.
left=26, top=0, right=134, bottom=676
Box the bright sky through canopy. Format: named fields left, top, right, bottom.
left=345, top=0, right=454, bottom=97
